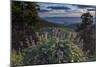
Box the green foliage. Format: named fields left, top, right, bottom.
left=12, top=1, right=43, bottom=52
left=11, top=27, right=86, bottom=66
left=22, top=28, right=86, bottom=65
left=11, top=1, right=95, bottom=66
left=11, top=49, right=24, bottom=66
left=12, top=1, right=43, bottom=31
left=76, top=12, right=96, bottom=56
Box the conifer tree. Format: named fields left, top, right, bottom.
left=76, top=11, right=95, bottom=56
left=12, top=1, right=42, bottom=51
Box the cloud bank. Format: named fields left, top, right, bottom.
left=37, top=2, right=96, bottom=17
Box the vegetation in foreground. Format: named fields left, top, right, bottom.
left=11, top=27, right=87, bottom=66
left=11, top=1, right=96, bottom=66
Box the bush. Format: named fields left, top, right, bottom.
left=11, top=49, right=24, bottom=66
left=22, top=29, right=86, bottom=65
left=11, top=28, right=86, bottom=66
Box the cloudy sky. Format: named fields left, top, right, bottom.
left=37, top=2, right=96, bottom=17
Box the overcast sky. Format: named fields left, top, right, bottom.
left=37, top=2, right=96, bottom=17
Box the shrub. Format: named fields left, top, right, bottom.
left=22, top=29, right=86, bottom=65
left=11, top=49, right=24, bottom=66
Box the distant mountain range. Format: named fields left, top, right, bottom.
left=40, top=17, right=96, bottom=30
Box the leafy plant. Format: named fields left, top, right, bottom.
left=22, top=28, right=86, bottom=65
left=11, top=49, right=24, bottom=66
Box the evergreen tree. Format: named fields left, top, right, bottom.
left=12, top=1, right=42, bottom=51
left=76, top=12, right=96, bottom=56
